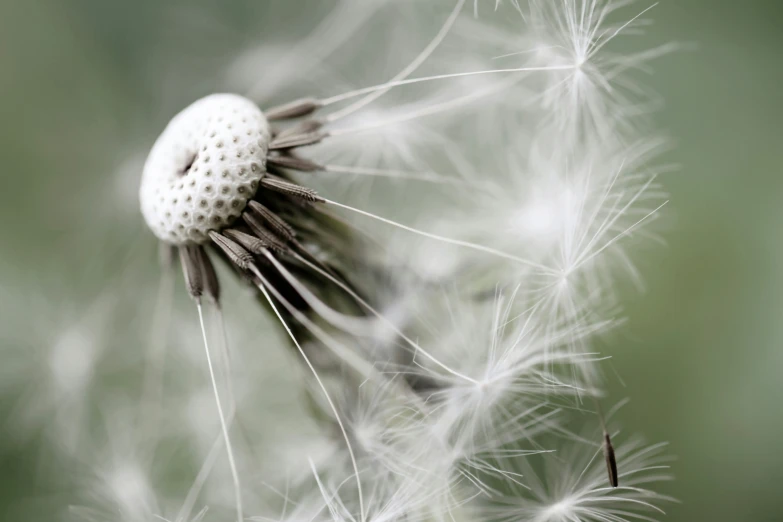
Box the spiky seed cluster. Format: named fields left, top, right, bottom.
left=139, top=94, right=271, bottom=245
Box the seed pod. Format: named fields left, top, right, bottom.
left=179, top=245, right=204, bottom=300
left=603, top=431, right=619, bottom=488
left=209, top=231, right=255, bottom=271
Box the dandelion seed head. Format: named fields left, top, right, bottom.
left=523, top=0, right=668, bottom=137
left=139, top=93, right=271, bottom=245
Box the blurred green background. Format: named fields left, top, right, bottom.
left=1, top=1, right=781, bottom=521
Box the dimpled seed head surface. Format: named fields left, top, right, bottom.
left=139, top=93, right=271, bottom=245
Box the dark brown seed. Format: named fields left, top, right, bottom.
left=264, top=98, right=323, bottom=121
left=179, top=246, right=203, bottom=300
left=223, top=229, right=269, bottom=255
left=195, top=246, right=220, bottom=304
left=603, top=432, right=619, bottom=488
left=246, top=201, right=295, bottom=242
left=267, top=154, right=323, bottom=173
left=241, top=212, right=289, bottom=253
left=260, top=176, right=324, bottom=203
left=269, top=131, right=327, bottom=151
left=274, top=119, right=324, bottom=140
left=209, top=231, right=255, bottom=271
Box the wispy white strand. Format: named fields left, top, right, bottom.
left=324, top=198, right=558, bottom=274
left=325, top=0, right=468, bottom=123
left=250, top=266, right=366, bottom=522
left=212, top=307, right=237, bottom=419
left=195, top=303, right=243, bottom=522
left=320, top=64, right=576, bottom=107
left=266, top=250, right=481, bottom=385
left=323, top=164, right=466, bottom=185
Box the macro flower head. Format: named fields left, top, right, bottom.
left=2, top=1, right=678, bottom=521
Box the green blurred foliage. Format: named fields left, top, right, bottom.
left=1, top=0, right=781, bottom=520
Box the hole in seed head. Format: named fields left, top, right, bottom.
left=221, top=186, right=230, bottom=195
left=180, top=152, right=198, bottom=177
left=215, top=200, right=224, bottom=209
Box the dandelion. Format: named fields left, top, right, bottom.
left=25, top=1, right=679, bottom=521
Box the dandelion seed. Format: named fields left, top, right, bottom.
left=487, top=433, right=674, bottom=522
left=595, top=400, right=619, bottom=487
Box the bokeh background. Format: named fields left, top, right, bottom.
left=1, top=1, right=781, bottom=521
